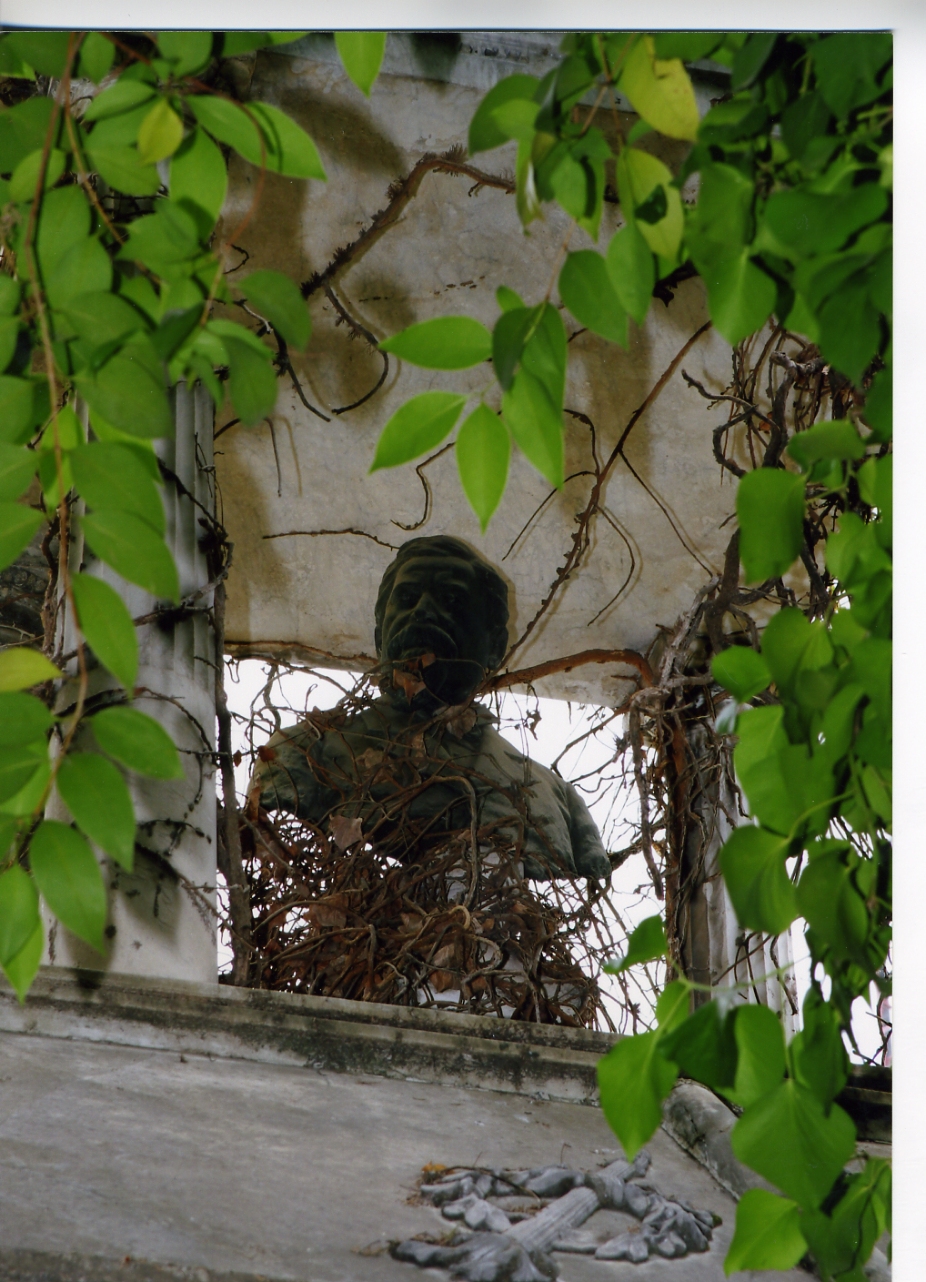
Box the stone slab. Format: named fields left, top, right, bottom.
left=0, top=1016, right=807, bottom=1282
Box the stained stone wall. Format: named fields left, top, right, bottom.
left=214, top=33, right=744, bottom=706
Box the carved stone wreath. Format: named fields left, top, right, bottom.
left=392, top=1149, right=718, bottom=1280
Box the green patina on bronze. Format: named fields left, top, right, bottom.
left=251, top=536, right=610, bottom=881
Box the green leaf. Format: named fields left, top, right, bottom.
left=655, top=980, right=691, bottom=1032
left=660, top=1000, right=737, bottom=1092
left=223, top=334, right=279, bottom=427
left=380, top=317, right=492, bottom=370
left=492, top=98, right=540, bottom=145
left=598, top=1031, right=679, bottom=1159
left=728, top=1004, right=786, bottom=1108
left=0, top=692, right=52, bottom=747
left=77, top=31, right=115, bottom=83
left=334, top=32, right=386, bottom=97
left=521, top=304, right=567, bottom=409
left=764, top=187, right=888, bottom=260
left=731, top=32, right=780, bottom=91
left=0, top=757, right=49, bottom=818
left=59, top=292, right=147, bottom=348
left=151, top=306, right=203, bottom=362
left=0, top=864, right=39, bottom=967
left=71, top=443, right=165, bottom=535
left=496, top=286, right=524, bottom=313
left=0, top=649, right=60, bottom=691
left=188, top=96, right=326, bottom=180
left=155, top=30, right=214, bottom=77
left=169, top=127, right=227, bottom=238
left=371, top=392, right=467, bottom=471
left=492, top=305, right=541, bottom=391
left=236, top=269, right=311, bottom=351
left=0, top=39, right=34, bottom=80
left=81, top=510, right=179, bottom=602
left=119, top=202, right=200, bottom=276
left=801, top=1160, right=891, bottom=1280
left=44, top=237, right=114, bottom=310
left=70, top=573, right=139, bottom=692
left=731, top=1080, right=856, bottom=1209
left=862, top=366, right=891, bottom=441
left=57, top=752, right=135, bottom=870
left=91, top=705, right=183, bottom=779
left=790, top=986, right=848, bottom=1107
left=29, top=819, right=107, bottom=954
left=689, top=162, right=756, bottom=249
left=558, top=250, right=628, bottom=346
left=0, top=743, right=46, bottom=805
left=652, top=33, right=724, bottom=61
left=818, top=281, right=882, bottom=385
left=0, top=315, right=20, bottom=370
left=698, top=247, right=776, bottom=348
left=787, top=421, right=866, bottom=472
left=619, top=35, right=699, bottom=141
left=0, top=276, right=21, bottom=317
left=469, top=75, right=540, bottom=154
left=761, top=608, right=833, bottom=696
left=711, top=646, right=770, bottom=702
left=455, top=404, right=510, bottom=532
left=606, top=223, right=655, bottom=327
left=0, top=444, right=36, bottom=501
left=75, top=338, right=174, bottom=440
left=9, top=146, right=65, bottom=203
left=617, top=148, right=683, bottom=261
left=0, top=97, right=53, bottom=173
left=83, top=76, right=157, bottom=122
left=736, top=468, right=806, bottom=583
left=796, top=851, right=871, bottom=966
left=719, top=825, right=797, bottom=935
left=502, top=370, right=564, bottom=489
left=137, top=98, right=185, bottom=165
left=0, top=377, right=39, bottom=446
left=2, top=916, right=43, bottom=1003
left=811, top=33, right=892, bottom=119
left=3, top=30, right=71, bottom=78
left=724, top=1189, right=807, bottom=1274
left=87, top=144, right=162, bottom=197
left=604, top=913, right=667, bottom=973
left=0, top=504, right=43, bottom=574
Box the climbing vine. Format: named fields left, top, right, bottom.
left=0, top=31, right=380, bottom=994
left=371, top=30, right=893, bottom=1280
left=0, top=28, right=892, bottom=1280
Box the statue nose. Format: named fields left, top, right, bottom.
left=412, top=594, right=438, bottom=620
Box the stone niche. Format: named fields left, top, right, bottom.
left=215, top=33, right=744, bottom=707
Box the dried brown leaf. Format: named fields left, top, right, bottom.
left=329, top=814, right=363, bottom=850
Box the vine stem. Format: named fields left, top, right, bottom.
left=20, top=35, right=92, bottom=836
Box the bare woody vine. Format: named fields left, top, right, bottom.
left=0, top=29, right=890, bottom=1281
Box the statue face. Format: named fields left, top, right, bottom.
left=380, top=554, right=493, bottom=702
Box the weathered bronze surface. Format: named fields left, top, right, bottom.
left=250, top=536, right=610, bottom=881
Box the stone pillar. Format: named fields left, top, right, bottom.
left=45, top=384, right=218, bottom=984
left=678, top=723, right=797, bottom=1036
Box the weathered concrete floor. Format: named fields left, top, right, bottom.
left=0, top=1028, right=806, bottom=1282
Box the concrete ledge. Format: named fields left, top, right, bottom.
left=0, top=1250, right=285, bottom=1282
left=0, top=967, right=613, bottom=1104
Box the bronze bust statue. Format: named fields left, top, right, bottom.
left=249, top=536, right=611, bottom=882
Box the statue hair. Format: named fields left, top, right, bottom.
left=373, top=536, right=510, bottom=671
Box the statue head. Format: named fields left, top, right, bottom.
left=374, top=536, right=510, bottom=703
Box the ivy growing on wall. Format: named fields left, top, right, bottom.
left=0, top=28, right=891, bottom=1279
left=371, top=31, right=892, bottom=1280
